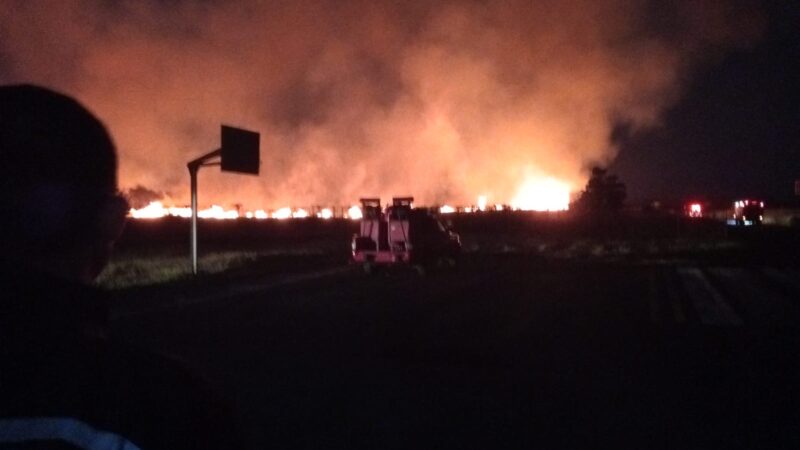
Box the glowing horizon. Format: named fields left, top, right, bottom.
left=128, top=175, right=574, bottom=221
left=510, top=178, right=571, bottom=212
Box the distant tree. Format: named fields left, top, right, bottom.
left=575, top=167, right=627, bottom=214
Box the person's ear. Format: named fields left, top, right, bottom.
left=96, top=194, right=129, bottom=244
left=85, top=194, right=128, bottom=282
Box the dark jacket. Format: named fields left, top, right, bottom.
left=0, top=266, right=240, bottom=450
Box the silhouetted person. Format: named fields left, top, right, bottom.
left=0, top=85, right=240, bottom=449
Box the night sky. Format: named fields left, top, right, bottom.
left=611, top=1, right=800, bottom=205
left=0, top=1, right=796, bottom=208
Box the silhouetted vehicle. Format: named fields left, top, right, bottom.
left=732, top=199, right=764, bottom=226
left=352, top=197, right=461, bottom=273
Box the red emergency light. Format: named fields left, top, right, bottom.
left=686, top=202, right=703, bottom=218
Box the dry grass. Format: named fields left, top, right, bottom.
left=96, top=251, right=263, bottom=289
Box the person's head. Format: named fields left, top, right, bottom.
left=0, top=84, right=128, bottom=283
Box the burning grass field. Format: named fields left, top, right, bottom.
left=99, top=210, right=797, bottom=291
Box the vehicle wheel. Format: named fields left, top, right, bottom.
left=363, top=262, right=374, bottom=275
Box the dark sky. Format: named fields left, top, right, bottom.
left=610, top=2, right=800, bottom=205
left=0, top=0, right=795, bottom=208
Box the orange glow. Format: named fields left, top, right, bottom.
left=477, top=196, right=488, bottom=211
left=347, top=205, right=363, bottom=220
left=130, top=202, right=327, bottom=220
left=129, top=201, right=212, bottom=219
left=198, top=205, right=239, bottom=220
left=129, top=202, right=241, bottom=219
left=0, top=2, right=758, bottom=214
left=245, top=210, right=268, bottom=219
left=510, top=177, right=570, bottom=211
left=129, top=194, right=578, bottom=222
left=269, top=208, right=314, bottom=219
left=129, top=201, right=168, bottom=219
left=292, top=208, right=309, bottom=219
left=271, top=207, right=292, bottom=220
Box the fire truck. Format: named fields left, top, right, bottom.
left=732, top=199, right=765, bottom=226
left=685, top=202, right=704, bottom=218
left=352, top=197, right=461, bottom=273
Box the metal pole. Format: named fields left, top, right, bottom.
left=186, top=148, right=221, bottom=276
left=190, top=164, right=199, bottom=275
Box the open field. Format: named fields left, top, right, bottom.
left=99, top=217, right=354, bottom=288
left=107, top=212, right=800, bottom=449
left=101, top=211, right=799, bottom=289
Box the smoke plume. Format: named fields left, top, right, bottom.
left=124, top=185, right=168, bottom=209
left=0, top=0, right=762, bottom=208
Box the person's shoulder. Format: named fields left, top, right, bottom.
left=95, top=337, right=242, bottom=450
left=108, top=337, right=232, bottom=414
left=1, top=333, right=242, bottom=450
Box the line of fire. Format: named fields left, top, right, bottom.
left=128, top=196, right=793, bottom=227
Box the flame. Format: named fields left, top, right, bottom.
left=130, top=201, right=302, bottom=220
left=129, top=201, right=168, bottom=219
left=198, top=205, right=239, bottom=219
left=128, top=184, right=572, bottom=222
left=245, top=210, right=269, bottom=219
left=130, top=201, right=343, bottom=220
left=130, top=201, right=193, bottom=219
left=271, top=207, right=292, bottom=220
left=510, top=177, right=570, bottom=211
left=347, top=205, right=363, bottom=220
left=477, top=195, right=488, bottom=211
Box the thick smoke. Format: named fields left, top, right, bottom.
left=0, top=0, right=761, bottom=208
left=124, top=185, right=168, bottom=209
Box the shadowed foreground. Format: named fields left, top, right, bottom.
left=112, top=252, right=800, bottom=449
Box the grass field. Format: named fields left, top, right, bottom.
left=98, top=251, right=261, bottom=289
left=98, top=211, right=798, bottom=290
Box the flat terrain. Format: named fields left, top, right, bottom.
left=112, top=248, right=800, bottom=449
